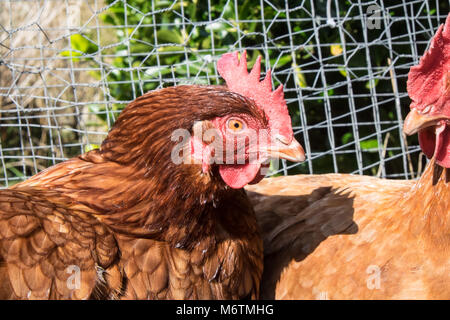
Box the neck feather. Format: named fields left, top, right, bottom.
left=77, top=150, right=257, bottom=250
left=18, top=85, right=263, bottom=250
left=406, top=159, right=450, bottom=249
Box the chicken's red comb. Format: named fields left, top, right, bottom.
left=217, top=51, right=293, bottom=142
left=407, top=14, right=450, bottom=113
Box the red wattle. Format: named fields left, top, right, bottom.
left=418, top=128, right=436, bottom=159
left=435, top=125, right=450, bottom=168
left=219, top=163, right=262, bottom=189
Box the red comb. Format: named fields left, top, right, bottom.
left=217, top=51, right=294, bottom=142
left=407, top=14, right=450, bottom=113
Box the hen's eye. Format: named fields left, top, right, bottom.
left=227, top=119, right=245, bottom=132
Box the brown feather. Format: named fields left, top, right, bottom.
left=0, top=85, right=264, bottom=300
left=247, top=159, right=449, bottom=299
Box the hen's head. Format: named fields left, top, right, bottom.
left=101, top=51, right=304, bottom=189
left=404, top=14, right=450, bottom=168
left=203, top=51, right=304, bottom=188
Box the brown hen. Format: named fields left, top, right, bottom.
left=0, top=53, right=305, bottom=299
left=248, top=162, right=449, bottom=299
left=247, top=14, right=450, bottom=300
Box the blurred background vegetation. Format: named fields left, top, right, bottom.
left=1, top=0, right=449, bottom=186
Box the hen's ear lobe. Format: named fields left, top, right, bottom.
left=192, top=120, right=219, bottom=144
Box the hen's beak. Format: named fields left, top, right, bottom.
left=403, top=108, right=449, bottom=136
left=266, top=136, right=306, bottom=162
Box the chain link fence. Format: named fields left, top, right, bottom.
left=0, top=0, right=449, bottom=187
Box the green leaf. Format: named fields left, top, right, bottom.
left=60, top=50, right=83, bottom=62
left=387, top=111, right=395, bottom=120
left=60, top=34, right=98, bottom=61
left=84, top=144, right=100, bottom=153
left=8, top=166, right=24, bottom=178
left=360, top=139, right=379, bottom=151
left=201, top=37, right=211, bottom=49
left=341, top=132, right=353, bottom=144
left=60, top=50, right=82, bottom=58
left=338, top=66, right=348, bottom=78
left=293, top=63, right=307, bottom=88
left=270, top=55, right=292, bottom=68
left=157, top=45, right=185, bottom=52
left=157, top=29, right=183, bottom=44
left=70, top=34, right=91, bottom=53
left=365, top=78, right=379, bottom=90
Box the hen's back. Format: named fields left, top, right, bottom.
left=246, top=174, right=418, bottom=299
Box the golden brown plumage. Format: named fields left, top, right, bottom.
left=248, top=14, right=450, bottom=300
left=0, top=86, right=265, bottom=299
left=247, top=160, right=449, bottom=299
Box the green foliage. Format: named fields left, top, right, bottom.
left=57, top=0, right=449, bottom=177
left=60, top=34, right=98, bottom=61
left=360, top=139, right=379, bottom=152
left=96, top=0, right=298, bottom=103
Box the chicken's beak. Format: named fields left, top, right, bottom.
left=266, top=136, right=306, bottom=162
left=403, top=108, right=449, bottom=136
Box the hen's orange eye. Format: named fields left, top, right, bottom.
left=227, top=119, right=245, bottom=132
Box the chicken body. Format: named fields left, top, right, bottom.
left=249, top=15, right=450, bottom=300
left=0, top=86, right=263, bottom=299
left=247, top=161, right=449, bottom=299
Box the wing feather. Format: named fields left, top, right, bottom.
left=0, top=188, right=122, bottom=299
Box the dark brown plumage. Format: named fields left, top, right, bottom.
left=0, top=86, right=264, bottom=299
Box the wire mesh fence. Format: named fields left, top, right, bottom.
left=0, top=0, right=449, bottom=187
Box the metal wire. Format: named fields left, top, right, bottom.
left=0, top=0, right=449, bottom=187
